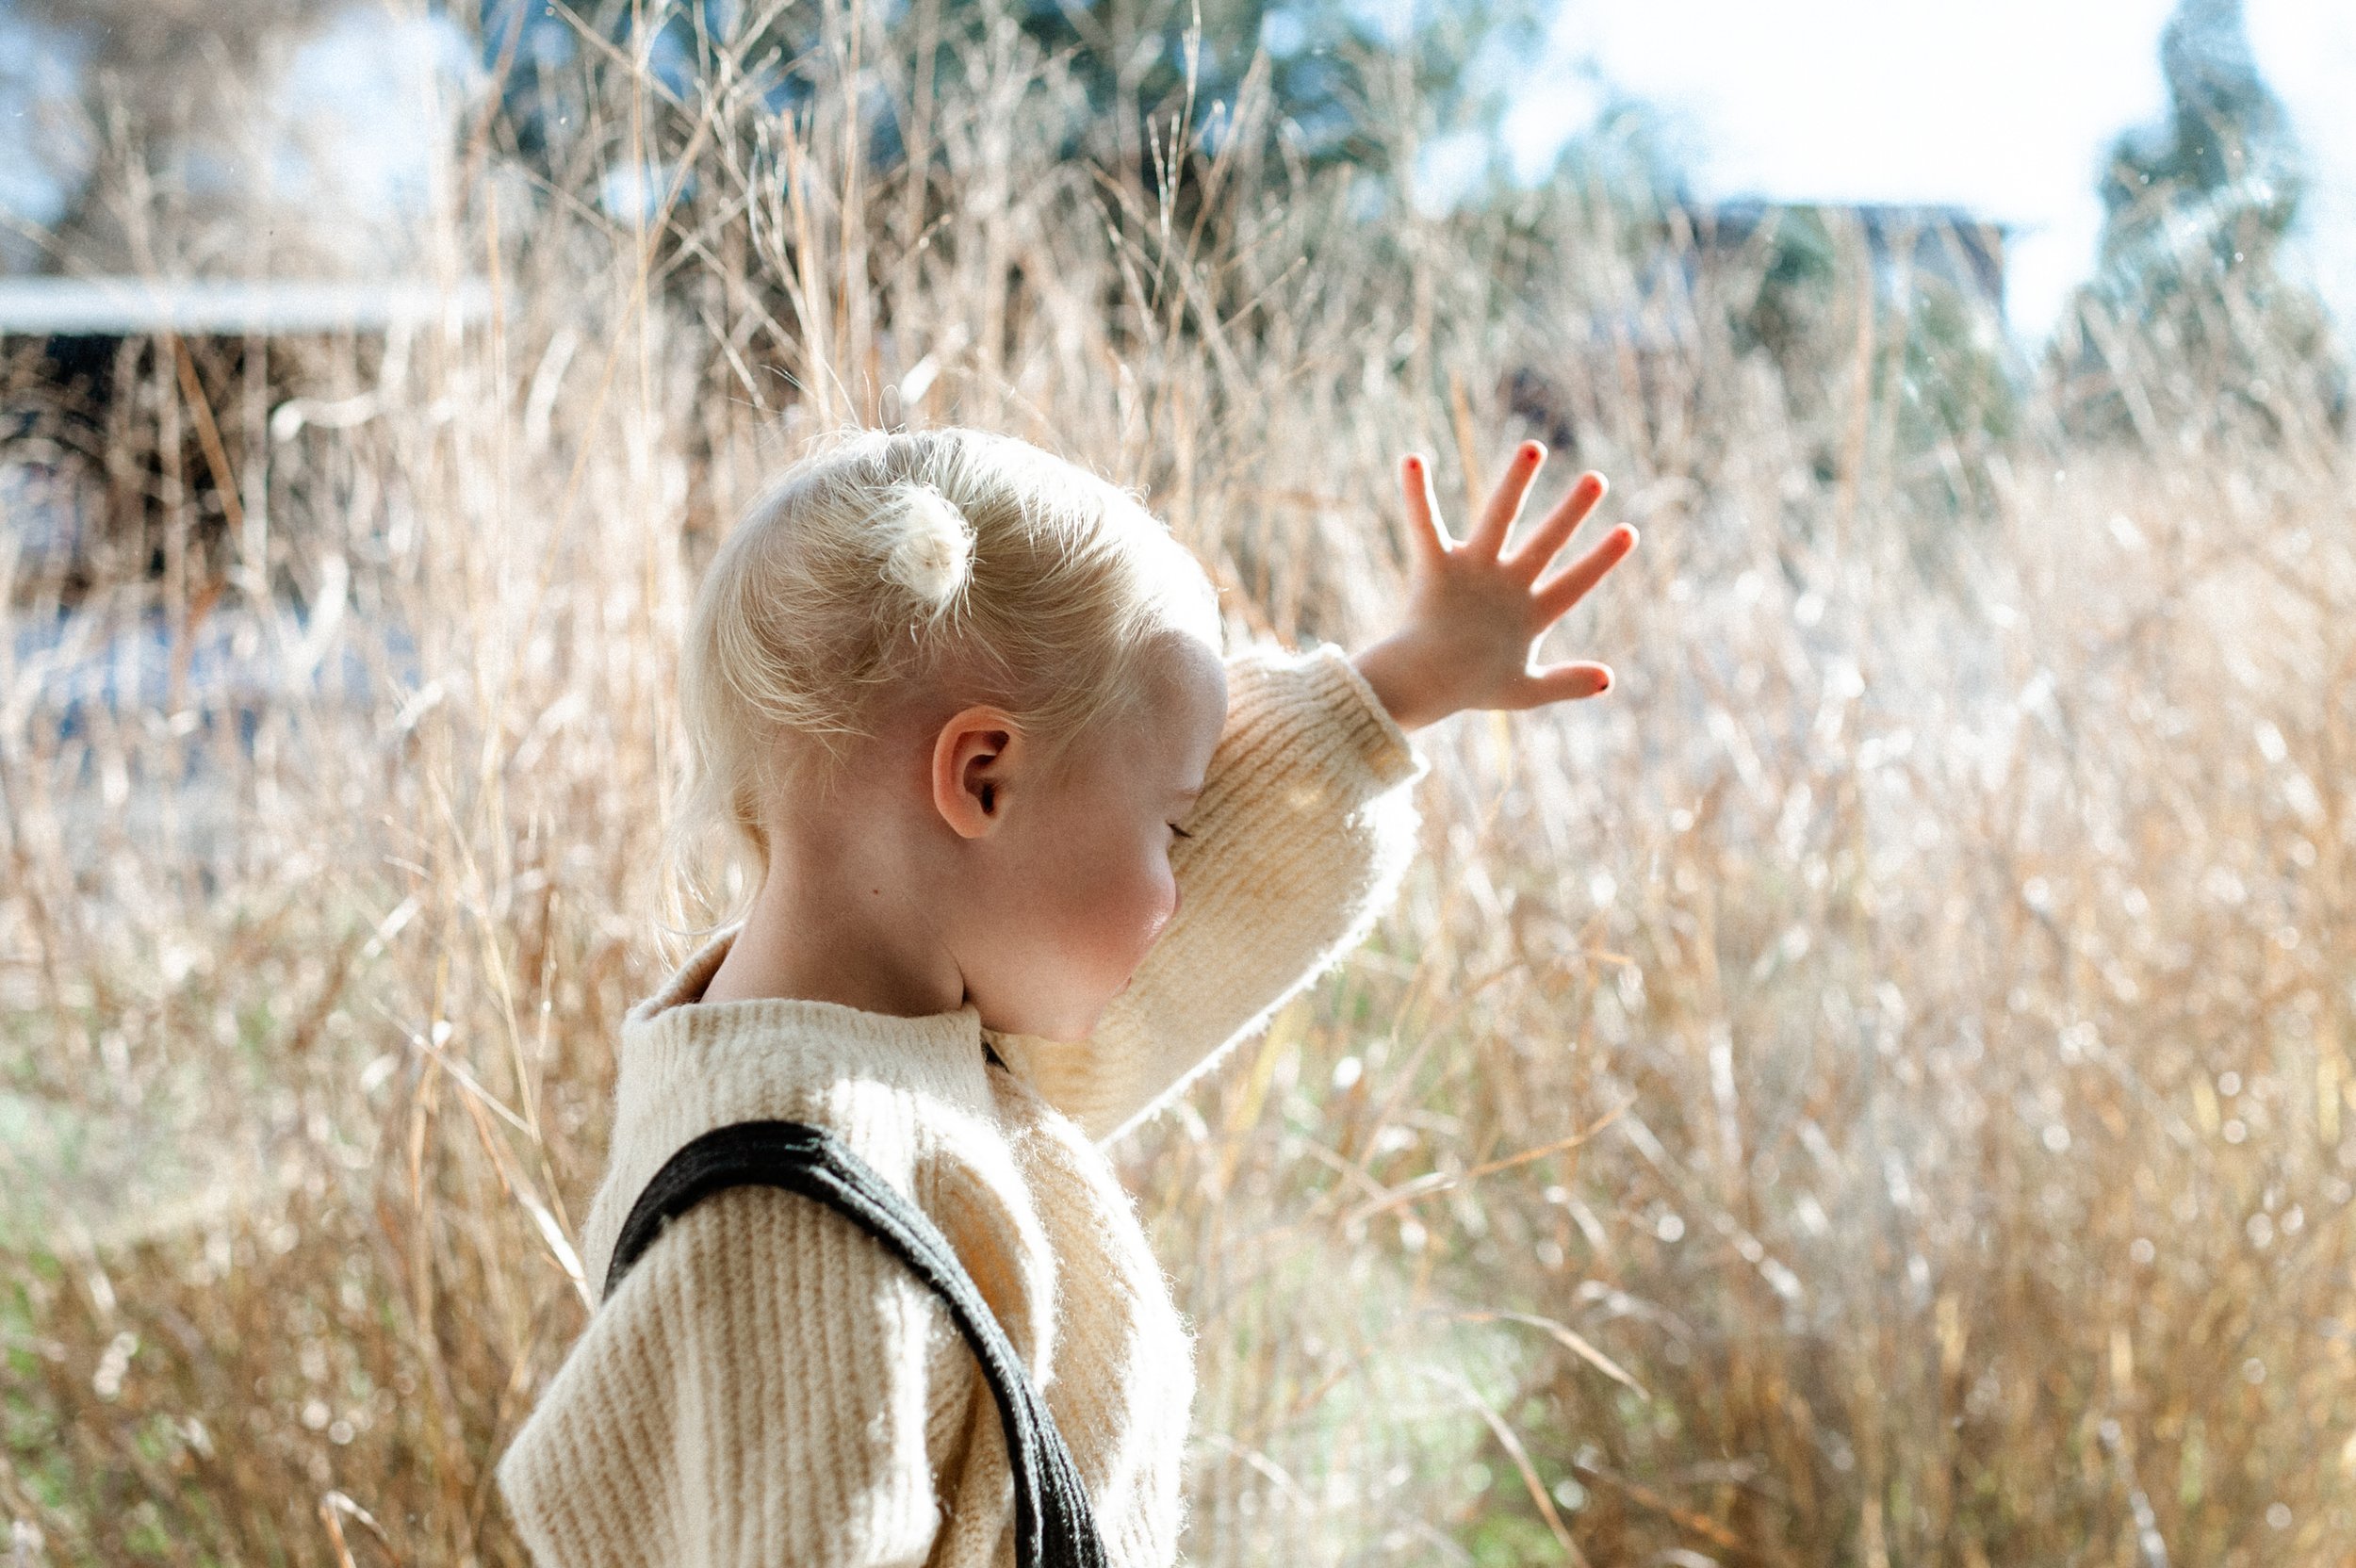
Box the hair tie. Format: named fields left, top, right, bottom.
left=875, top=482, right=975, bottom=618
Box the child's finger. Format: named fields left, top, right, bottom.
left=1399, top=454, right=1453, bottom=564
left=1532, top=525, right=1638, bottom=624
left=1503, top=471, right=1607, bottom=581
left=1510, top=661, right=1614, bottom=708
left=1465, top=440, right=1546, bottom=560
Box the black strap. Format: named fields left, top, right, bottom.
left=603, top=1119, right=1109, bottom=1568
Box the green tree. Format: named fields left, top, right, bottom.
left=1007, top=0, right=1543, bottom=172
left=2055, top=0, right=2342, bottom=444
left=468, top=0, right=1538, bottom=187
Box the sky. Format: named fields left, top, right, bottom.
left=1493, top=0, right=2356, bottom=343
left=6, top=1, right=2352, bottom=348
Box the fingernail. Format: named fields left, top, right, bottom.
left=1596, top=672, right=1612, bottom=693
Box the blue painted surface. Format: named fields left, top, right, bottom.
left=12, top=604, right=424, bottom=764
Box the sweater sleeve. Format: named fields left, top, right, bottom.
left=990, top=642, right=1427, bottom=1146
left=495, top=1185, right=970, bottom=1568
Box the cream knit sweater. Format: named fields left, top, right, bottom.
left=496, top=642, right=1427, bottom=1568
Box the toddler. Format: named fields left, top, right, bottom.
left=496, top=425, right=1635, bottom=1566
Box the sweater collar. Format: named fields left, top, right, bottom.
left=616, top=922, right=997, bottom=1118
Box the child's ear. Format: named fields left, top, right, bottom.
left=930, top=706, right=1024, bottom=840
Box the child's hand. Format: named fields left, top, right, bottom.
left=1351, top=441, right=1638, bottom=732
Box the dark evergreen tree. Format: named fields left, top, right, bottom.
left=2055, top=0, right=2342, bottom=444
left=466, top=0, right=1537, bottom=187
left=2097, top=0, right=2299, bottom=277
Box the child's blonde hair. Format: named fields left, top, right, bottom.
left=674, top=426, right=1222, bottom=901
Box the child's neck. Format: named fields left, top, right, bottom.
left=698, top=858, right=966, bottom=1019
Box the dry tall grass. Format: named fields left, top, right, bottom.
left=4, top=8, right=2352, bottom=1565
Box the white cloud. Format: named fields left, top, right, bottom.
left=269, top=8, right=479, bottom=227
left=1413, top=129, right=1493, bottom=219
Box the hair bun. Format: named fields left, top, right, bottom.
left=875, top=481, right=975, bottom=616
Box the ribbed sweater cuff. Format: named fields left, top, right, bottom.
left=1219, top=642, right=1425, bottom=802
left=1301, top=643, right=1422, bottom=789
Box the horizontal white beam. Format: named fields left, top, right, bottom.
left=0, top=276, right=497, bottom=336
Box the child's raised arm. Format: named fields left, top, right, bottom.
left=993, top=442, right=1636, bottom=1143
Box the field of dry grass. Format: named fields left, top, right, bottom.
left=4, top=9, right=2353, bottom=1565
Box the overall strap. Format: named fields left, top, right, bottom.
left=603, top=1119, right=1110, bottom=1568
